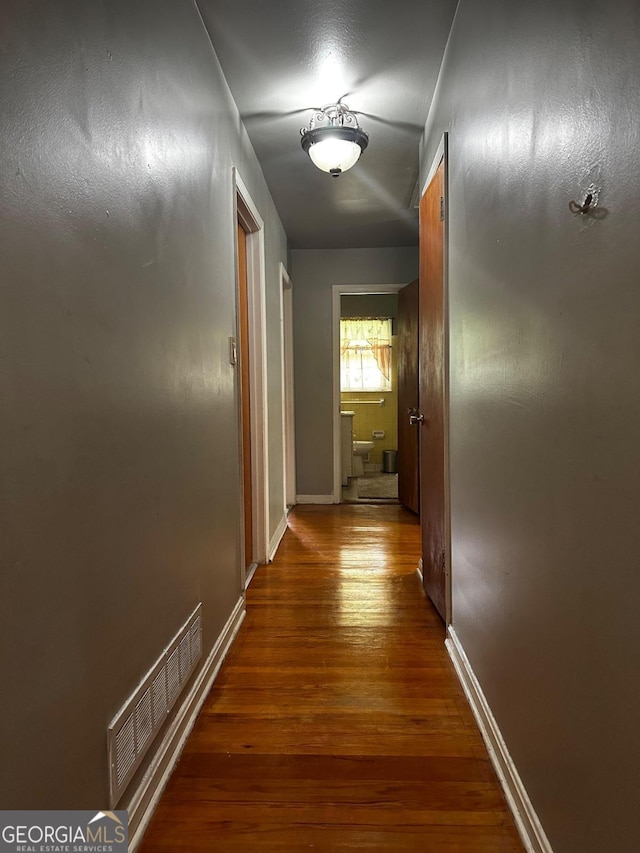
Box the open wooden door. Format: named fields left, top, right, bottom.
left=397, top=279, right=419, bottom=514
left=419, top=157, right=447, bottom=620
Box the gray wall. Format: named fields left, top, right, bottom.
left=0, top=0, right=287, bottom=808
left=421, top=2, right=640, bottom=851
left=341, top=294, right=399, bottom=336
left=291, top=248, right=417, bottom=496
left=341, top=293, right=398, bottom=320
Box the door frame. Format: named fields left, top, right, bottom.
left=420, top=132, right=451, bottom=624
left=331, top=283, right=405, bottom=503
left=233, top=168, right=269, bottom=581
left=279, top=262, right=296, bottom=508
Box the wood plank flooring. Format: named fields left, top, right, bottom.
left=139, top=504, right=523, bottom=852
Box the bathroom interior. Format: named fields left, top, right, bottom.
left=340, top=292, right=399, bottom=502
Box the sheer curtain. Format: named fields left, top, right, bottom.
left=340, top=318, right=392, bottom=391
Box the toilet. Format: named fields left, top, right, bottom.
left=352, top=440, right=374, bottom=477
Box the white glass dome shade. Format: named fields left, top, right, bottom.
left=301, top=126, right=369, bottom=177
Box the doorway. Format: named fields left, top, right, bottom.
left=332, top=284, right=404, bottom=504
left=234, top=169, right=269, bottom=588
left=397, top=278, right=420, bottom=514
left=237, top=218, right=253, bottom=574
left=279, top=263, right=296, bottom=509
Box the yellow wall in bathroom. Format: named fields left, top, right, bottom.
left=340, top=337, right=398, bottom=468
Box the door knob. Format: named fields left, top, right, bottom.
left=409, top=411, right=424, bottom=425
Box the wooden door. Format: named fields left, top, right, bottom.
left=237, top=220, right=253, bottom=570
left=397, top=279, right=420, bottom=514
left=419, top=159, right=447, bottom=620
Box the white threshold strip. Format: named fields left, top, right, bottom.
left=445, top=627, right=554, bottom=853
left=127, top=597, right=246, bottom=851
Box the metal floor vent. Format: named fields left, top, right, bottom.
left=107, top=603, right=202, bottom=806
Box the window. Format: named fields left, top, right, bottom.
left=340, top=318, right=392, bottom=392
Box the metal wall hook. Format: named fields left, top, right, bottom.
left=569, top=183, right=599, bottom=215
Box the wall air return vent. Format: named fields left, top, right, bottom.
left=107, top=603, right=202, bottom=807
left=135, top=688, right=154, bottom=753
left=114, top=715, right=136, bottom=788
left=151, top=667, right=167, bottom=727
left=166, top=647, right=181, bottom=706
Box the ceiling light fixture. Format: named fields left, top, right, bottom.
left=300, top=103, right=369, bottom=177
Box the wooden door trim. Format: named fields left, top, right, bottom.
left=279, top=262, right=296, bottom=509
left=421, top=133, right=451, bottom=625
left=331, top=283, right=406, bottom=503
left=421, top=133, right=448, bottom=198
left=234, top=169, right=269, bottom=578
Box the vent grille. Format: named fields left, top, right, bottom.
left=151, top=668, right=167, bottom=727
left=191, top=615, right=202, bottom=661
left=179, top=632, right=191, bottom=680
left=107, top=603, right=203, bottom=807
left=115, top=715, right=136, bottom=787
left=166, top=647, right=180, bottom=706
left=135, top=688, right=153, bottom=753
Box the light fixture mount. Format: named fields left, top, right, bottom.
left=300, top=103, right=369, bottom=177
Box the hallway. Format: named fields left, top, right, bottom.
left=139, top=505, right=523, bottom=851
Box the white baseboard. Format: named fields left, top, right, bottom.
left=267, top=512, right=288, bottom=562
left=445, top=627, right=554, bottom=853
left=295, top=494, right=336, bottom=504
left=127, top=597, right=246, bottom=851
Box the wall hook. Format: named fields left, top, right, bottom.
left=569, top=183, right=599, bottom=215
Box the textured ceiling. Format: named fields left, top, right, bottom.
left=197, top=0, right=457, bottom=249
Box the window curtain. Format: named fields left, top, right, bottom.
left=340, top=318, right=392, bottom=390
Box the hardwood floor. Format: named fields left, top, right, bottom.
left=139, top=505, right=523, bottom=852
